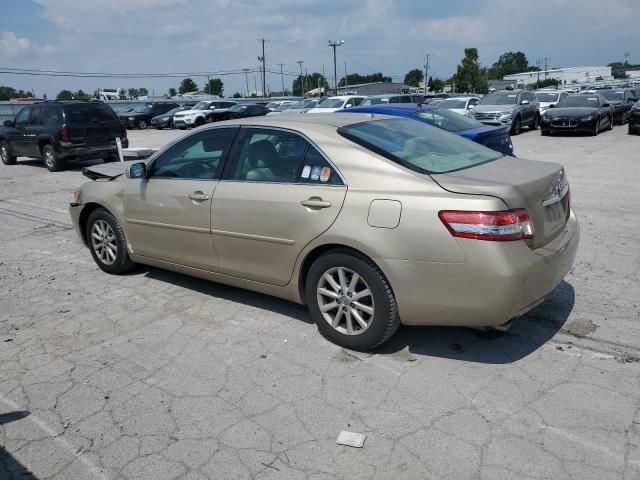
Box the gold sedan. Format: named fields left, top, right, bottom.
left=70, top=114, right=579, bottom=350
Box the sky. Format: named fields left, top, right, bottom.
left=0, top=0, right=638, bottom=98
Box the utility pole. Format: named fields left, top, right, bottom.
left=322, top=64, right=325, bottom=96
left=258, top=39, right=268, bottom=98
left=328, top=40, right=344, bottom=96
left=254, top=76, right=257, bottom=97
left=242, top=68, right=250, bottom=98
left=277, top=63, right=285, bottom=95
left=424, top=53, right=431, bottom=93
left=536, top=59, right=541, bottom=85
left=296, top=60, right=304, bottom=96
left=544, top=57, right=549, bottom=79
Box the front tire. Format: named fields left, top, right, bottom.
left=306, top=250, right=399, bottom=351
left=137, top=120, right=147, bottom=130
left=510, top=115, right=521, bottom=135
left=42, top=144, right=66, bottom=172
left=591, top=119, right=600, bottom=136
left=0, top=141, right=17, bottom=165
left=86, top=208, right=135, bottom=274
left=531, top=113, right=540, bottom=130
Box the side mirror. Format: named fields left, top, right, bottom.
left=209, top=106, right=217, bottom=110
left=344, top=104, right=353, bottom=108
left=468, top=105, right=475, bottom=110
left=3, top=120, right=14, bottom=127
left=549, top=104, right=555, bottom=108
left=126, top=162, right=147, bottom=179
left=520, top=99, right=530, bottom=105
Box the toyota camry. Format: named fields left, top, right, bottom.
left=69, top=114, right=579, bottom=350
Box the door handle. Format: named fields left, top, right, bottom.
left=300, top=198, right=331, bottom=209
left=188, top=191, right=210, bottom=201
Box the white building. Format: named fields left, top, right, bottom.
left=503, top=66, right=613, bottom=87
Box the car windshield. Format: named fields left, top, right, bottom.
left=63, top=104, right=118, bottom=123
left=361, top=98, right=389, bottom=105
left=192, top=101, right=211, bottom=110
left=316, top=98, right=346, bottom=108
left=339, top=118, right=500, bottom=174
left=480, top=92, right=519, bottom=105
left=598, top=91, right=625, bottom=101
left=535, top=92, right=560, bottom=102
left=275, top=103, right=293, bottom=112
left=133, top=104, right=154, bottom=113
left=556, top=96, right=600, bottom=107
left=266, top=102, right=280, bottom=109
left=165, top=107, right=184, bottom=115
left=229, top=104, right=247, bottom=112
left=412, top=108, right=484, bottom=132
left=438, top=99, right=468, bottom=109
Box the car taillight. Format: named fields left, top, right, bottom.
left=438, top=209, right=534, bottom=241
left=57, top=127, right=69, bottom=141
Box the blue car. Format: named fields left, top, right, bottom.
left=339, top=104, right=514, bottom=156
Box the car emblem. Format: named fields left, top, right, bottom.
left=543, top=171, right=567, bottom=207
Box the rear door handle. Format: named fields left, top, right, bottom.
left=300, top=198, right=331, bottom=209
left=188, top=191, right=210, bottom=201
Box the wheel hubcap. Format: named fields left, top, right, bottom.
left=317, top=266, right=375, bottom=336
left=44, top=150, right=54, bottom=167
left=91, top=220, right=117, bottom=265
left=1, top=146, right=6, bottom=161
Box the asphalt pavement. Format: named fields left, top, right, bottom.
left=0, top=124, right=638, bottom=480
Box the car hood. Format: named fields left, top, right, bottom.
left=151, top=113, right=172, bottom=120
left=545, top=107, right=597, bottom=117
left=82, top=160, right=140, bottom=180
left=473, top=104, right=516, bottom=114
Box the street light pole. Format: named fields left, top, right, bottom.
left=328, top=40, right=344, bottom=96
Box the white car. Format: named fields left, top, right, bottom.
left=306, top=95, right=366, bottom=113
left=266, top=100, right=296, bottom=111
left=173, top=101, right=237, bottom=129
left=535, top=91, right=570, bottom=112
left=437, top=96, right=481, bottom=116
left=266, top=99, right=320, bottom=116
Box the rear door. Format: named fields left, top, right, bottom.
left=24, top=105, right=44, bottom=157
left=212, top=127, right=347, bottom=285
left=123, top=127, right=238, bottom=270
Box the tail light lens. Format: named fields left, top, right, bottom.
left=439, top=209, right=534, bottom=241
left=57, top=127, right=69, bottom=142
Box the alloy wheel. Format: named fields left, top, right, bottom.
left=1, top=145, right=7, bottom=162
left=91, top=219, right=117, bottom=265
left=317, top=266, right=375, bottom=335
left=44, top=149, right=55, bottom=168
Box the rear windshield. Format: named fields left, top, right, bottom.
left=557, top=96, right=600, bottom=108
left=63, top=104, right=118, bottom=123
left=412, top=108, right=483, bottom=132
left=338, top=118, right=501, bottom=174
left=480, top=92, right=519, bottom=105
left=438, top=99, right=467, bottom=109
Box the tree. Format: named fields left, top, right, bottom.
left=534, top=78, right=560, bottom=89
left=138, top=88, right=149, bottom=97
left=338, top=72, right=392, bottom=87
left=204, top=78, right=224, bottom=96
left=232, top=92, right=243, bottom=98
left=404, top=69, right=424, bottom=88
left=168, top=87, right=177, bottom=97
left=454, top=48, right=489, bottom=94
left=427, top=76, right=445, bottom=92
left=179, top=78, right=198, bottom=95
left=0, top=86, right=35, bottom=100
left=74, top=90, right=91, bottom=100
left=56, top=90, right=74, bottom=100
left=293, top=73, right=329, bottom=96
left=488, top=51, right=530, bottom=80
left=127, top=88, right=139, bottom=99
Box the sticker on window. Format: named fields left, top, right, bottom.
left=587, top=97, right=598, bottom=101
left=507, top=94, right=517, bottom=97
left=310, top=166, right=321, bottom=181
left=301, top=165, right=311, bottom=178
left=320, top=167, right=331, bottom=182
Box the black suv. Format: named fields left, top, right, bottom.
left=0, top=101, right=128, bottom=172
left=119, top=102, right=178, bottom=129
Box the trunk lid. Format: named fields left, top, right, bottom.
left=431, top=157, right=570, bottom=248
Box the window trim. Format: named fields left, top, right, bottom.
left=146, top=125, right=240, bottom=181
left=220, top=125, right=346, bottom=186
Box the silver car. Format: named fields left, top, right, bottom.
left=474, top=90, right=540, bottom=134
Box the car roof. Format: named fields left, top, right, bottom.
left=210, top=112, right=386, bottom=129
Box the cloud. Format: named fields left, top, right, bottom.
left=0, top=32, right=52, bottom=59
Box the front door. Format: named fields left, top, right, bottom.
left=212, top=127, right=347, bottom=286
left=8, top=107, right=32, bottom=157
left=123, top=127, right=238, bottom=271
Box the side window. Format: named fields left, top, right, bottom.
left=14, top=108, right=30, bottom=126
left=43, top=106, right=62, bottom=125
left=30, top=106, right=44, bottom=125
left=149, top=128, right=236, bottom=180
left=469, top=98, right=479, bottom=106
left=230, top=128, right=308, bottom=183
left=352, top=97, right=364, bottom=106
left=298, top=146, right=343, bottom=185
left=388, top=96, right=401, bottom=103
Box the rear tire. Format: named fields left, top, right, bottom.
left=86, top=208, right=135, bottom=274
left=0, top=141, right=17, bottom=165
left=531, top=113, right=540, bottom=130
left=137, top=120, right=147, bottom=130
left=591, top=119, right=600, bottom=136
left=42, top=144, right=66, bottom=172
left=541, top=129, right=549, bottom=136
left=305, top=250, right=399, bottom=351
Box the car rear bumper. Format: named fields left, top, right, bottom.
left=376, top=210, right=580, bottom=327
left=56, top=139, right=127, bottom=160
